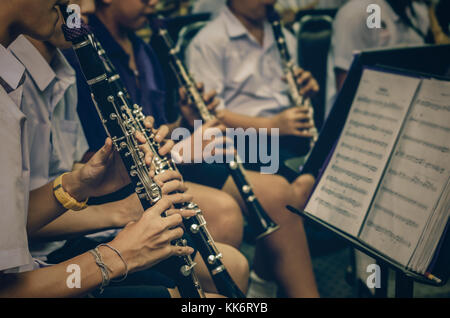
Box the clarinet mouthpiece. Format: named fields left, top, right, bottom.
left=62, top=22, right=92, bottom=42
left=59, top=3, right=91, bottom=43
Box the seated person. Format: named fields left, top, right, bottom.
left=325, top=0, right=431, bottom=118
left=67, top=0, right=246, bottom=250
left=187, top=0, right=320, bottom=297
left=0, top=0, right=191, bottom=293
left=7, top=0, right=248, bottom=297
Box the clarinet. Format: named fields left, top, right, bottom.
left=59, top=7, right=205, bottom=298
left=92, top=33, right=246, bottom=298
left=151, top=17, right=280, bottom=240
left=267, top=6, right=319, bottom=156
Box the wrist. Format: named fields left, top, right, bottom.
left=268, top=115, right=279, bottom=131
left=111, top=199, right=136, bottom=227
left=62, top=170, right=89, bottom=202
left=96, top=245, right=127, bottom=281
left=108, top=239, right=137, bottom=273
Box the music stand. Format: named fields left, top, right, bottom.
left=291, top=45, right=450, bottom=298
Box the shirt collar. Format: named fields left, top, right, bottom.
left=0, top=42, right=25, bottom=92
left=222, top=6, right=248, bottom=39
left=221, top=6, right=275, bottom=50
left=9, top=35, right=75, bottom=92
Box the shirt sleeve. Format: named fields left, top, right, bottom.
left=73, top=111, right=89, bottom=162
left=331, top=1, right=372, bottom=71
left=186, top=36, right=226, bottom=111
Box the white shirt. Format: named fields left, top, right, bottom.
left=187, top=6, right=298, bottom=117
left=191, top=0, right=226, bottom=18
left=10, top=35, right=88, bottom=191
left=0, top=43, right=33, bottom=273
left=325, top=0, right=430, bottom=118
left=191, top=0, right=348, bottom=16
left=277, top=0, right=348, bottom=9
left=9, top=35, right=89, bottom=261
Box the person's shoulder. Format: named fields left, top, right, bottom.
left=189, top=12, right=230, bottom=51
left=335, top=0, right=374, bottom=22
left=334, top=0, right=375, bottom=31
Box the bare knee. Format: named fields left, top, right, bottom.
left=254, top=175, right=294, bottom=215
left=217, top=243, right=250, bottom=294
left=209, top=193, right=244, bottom=248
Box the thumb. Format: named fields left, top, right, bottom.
left=94, top=138, right=114, bottom=164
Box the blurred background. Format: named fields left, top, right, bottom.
left=138, top=0, right=450, bottom=298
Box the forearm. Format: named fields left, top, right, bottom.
left=0, top=245, right=125, bottom=298
left=30, top=202, right=124, bottom=241
left=27, top=181, right=67, bottom=237
left=27, top=170, right=92, bottom=236
left=218, top=109, right=275, bottom=131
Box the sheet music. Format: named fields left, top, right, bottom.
left=360, top=79, right=450, bottom=267
left=305, top=69, right=421, bottom=236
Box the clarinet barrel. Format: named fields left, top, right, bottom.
left=267, top=5, right=318, bottom=155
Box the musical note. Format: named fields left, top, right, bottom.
left=361, top=78, right=450, bottom=267
left=306, top=69, right=420, bottom=236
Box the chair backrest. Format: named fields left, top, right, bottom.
left=297, top=14, right=333, bottom=130
left=177, top=21, right=209, bottom=63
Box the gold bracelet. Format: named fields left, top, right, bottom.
left=53, top=173, right=89, bottom=211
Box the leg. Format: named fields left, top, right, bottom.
left=186, top=182, right=244, bottom=248
left=222, top=173, right=319, bottom=298
left=194, top=242, right=249, bottom=295
left=291, top=174, right=316, bottom=210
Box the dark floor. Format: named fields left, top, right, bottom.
left=240, top=224, right=450, bottom=298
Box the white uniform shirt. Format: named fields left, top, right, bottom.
left=191, top=0, right=226, bottom=18
left=9, top=35, right=89, bottom=261
left=0, top=44, right=33, bottom=273
left=277, top=0, right=348, bottom=9
left=192, top=0, right=348, bottom=16
left=187, top=6, right=298, bottom=118
left=325, top=0, right=430, bottom=118
left=10, top=35, right=88, bottom=191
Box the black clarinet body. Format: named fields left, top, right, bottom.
left=151, top=19, right=279, bottom=240
left=266, top=6, right=318, bottom=157
left=59, top=7, right=204, bottom=298
left=93, top=35, right=245, bottom=298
